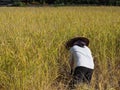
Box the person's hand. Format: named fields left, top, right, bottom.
left=70, top=69, right=73, bottom=75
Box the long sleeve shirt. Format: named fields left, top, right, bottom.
left=70, top=45, right=94, bottom=70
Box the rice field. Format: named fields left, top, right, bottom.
left=0, top=7, right=120, bottom=90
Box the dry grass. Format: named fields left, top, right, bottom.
left=0, top=7, right=120, bottom=90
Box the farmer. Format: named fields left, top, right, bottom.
left=65, top=37, right=94, bottom=89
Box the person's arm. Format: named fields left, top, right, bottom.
left=69, top=54, right=74, bottom=75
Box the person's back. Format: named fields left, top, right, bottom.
left=70, top=45, right=94, bottom=70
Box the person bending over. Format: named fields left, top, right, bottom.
left=65, top=37, right=94, bottom=89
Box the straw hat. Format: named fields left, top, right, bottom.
left=65, top=37, right=89, bottom=50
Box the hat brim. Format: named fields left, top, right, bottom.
left=65, top=37, right=89, bottom=50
